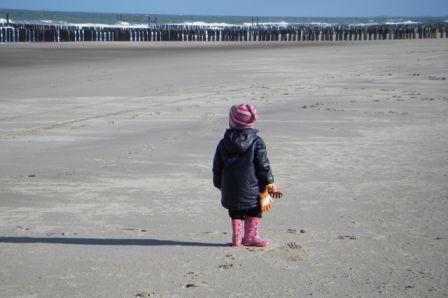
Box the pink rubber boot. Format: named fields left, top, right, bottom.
left=242, top=216, right=270, bottom=247
left=231, top=219, right=244, bottom=247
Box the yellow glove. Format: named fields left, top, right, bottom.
left=259, top=190, right=273, bottom=213
left=267, top=184, right=284, bottom=199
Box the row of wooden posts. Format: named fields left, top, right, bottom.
left=1, top=23, right=448, bottom=43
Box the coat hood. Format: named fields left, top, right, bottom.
left=222, top=128, right=259, bottom=155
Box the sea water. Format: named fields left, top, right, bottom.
left=1, top=8, right=447, bottom=28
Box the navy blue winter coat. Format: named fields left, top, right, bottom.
left=213, top=128, right=274, bottom=211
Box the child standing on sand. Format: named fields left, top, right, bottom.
left=213, top=104, right=283, bottom=247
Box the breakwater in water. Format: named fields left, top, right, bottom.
left=1, top=22, right=447, bottom=43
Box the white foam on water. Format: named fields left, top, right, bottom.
left=0, top=17, right=15, bottom=24
left=176, top=21, right=233, bottom=27
left=39, top=19, right=69, bottom=25
left=116, top=21, right=130, bottom=26
left=306, top=22, right=336, bottom=27
left=0, top=17, right=148, bottom=29
left=0, top=16, right=433, bottom=29
left=241, top=21, right=327, bottom=27
left=385, top=19, right=421, bottom=25
left=253, top=21, right=289, bottom=26
left=76, top=22, right=149, bottom=28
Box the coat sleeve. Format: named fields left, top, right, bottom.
left=212, top=142, right=223, bottom=189
left=254, top=137, right=274, bottom=187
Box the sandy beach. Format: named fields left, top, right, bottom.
left=0, top=40, right=447, bottom=297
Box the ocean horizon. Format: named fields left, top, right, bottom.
left=1, top=8, right=447, bottom=28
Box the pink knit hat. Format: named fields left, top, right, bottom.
left=229, top=103, right=257, bottom=129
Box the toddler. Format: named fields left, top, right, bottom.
left=213, top=103, right=282, bottom=247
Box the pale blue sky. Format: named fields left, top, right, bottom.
left=1, top=0, right=447, bottom=17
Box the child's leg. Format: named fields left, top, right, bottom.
left=231, top=219, right=244, bottom=246
left=228, top=210, right=244, bottom=247
left=242, top=215, right=270, bottom=247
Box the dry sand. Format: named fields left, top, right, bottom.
left=0, top=40, right=447, bottom=297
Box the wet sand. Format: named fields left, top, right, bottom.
left=0, top=40, right=447, bottom=297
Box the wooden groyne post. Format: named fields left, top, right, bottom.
left=1, top=21, right=447, bottom=43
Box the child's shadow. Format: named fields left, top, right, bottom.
left=0, top=236, right=228, bottom=247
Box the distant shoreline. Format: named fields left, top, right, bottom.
left=1, top=21, right=446, bottom=43
left=1, top=8, right=447, bottom=27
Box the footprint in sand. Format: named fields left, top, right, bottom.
left=201, top=112, right=215, bottom=121
left=426, top=75, right=446, bottom=81
left=46, top=232, right=78, bottom=236
left=286, top=229, right=306, bottom=234
left=337, top=235, right=357, bottom=240
left=122, top=228, right=147, bottom=233
left=203, top=231, right=227, bottom=235
left=183, top=272, right=207, bottom=288
left=325, top=108, right=345, bottom=112
left=302, top=102, right=324, bottom=109
left=185, top=271, right=200, bottom=279
left=135, top=291, right=155, bottom=297
left=244, top=246, right=266, bottom=253
left=218, top=263, right=242, bottom=270
left=288, top=254, right=305, bottom=262
left=285, top=241, right=302, bottom=250
left=282, top=242, right=307, bottom=263
left=183, top=282, right=207, bottom=288
left=406, top=90, right=422, bottom=96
